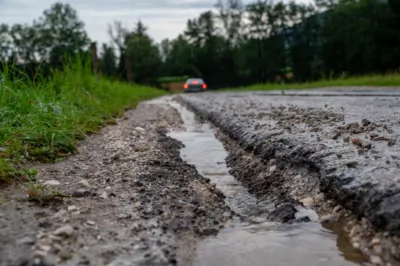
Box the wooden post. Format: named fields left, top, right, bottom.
left=124, top=55, right=133, bottom=83
left=90, top=42, right=99, bottom=76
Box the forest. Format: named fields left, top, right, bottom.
left=1, top=0, right=399, bottom=89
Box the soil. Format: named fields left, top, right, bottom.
left=0, top=100, right=231, bottom=266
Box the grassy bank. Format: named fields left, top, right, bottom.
left=0, top=61, right=166, bottom=183
left=224, top=73, right=400, bottom=91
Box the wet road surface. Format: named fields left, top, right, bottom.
left=166, top=99, right=370, bottom=266
left=179, top=90, right=400, bottom=239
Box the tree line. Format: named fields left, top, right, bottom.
left=1, top=0, right=399, bottom=89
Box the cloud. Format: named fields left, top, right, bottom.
left=0, top=0, right=312, bottom=44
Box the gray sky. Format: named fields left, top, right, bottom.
left=1, top=0, right=312, bottom=45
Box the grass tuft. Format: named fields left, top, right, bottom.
left=0, top=59, right=166, bottom=184
left=223, top=73, right=400, bottom=91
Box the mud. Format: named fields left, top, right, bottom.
left=177, top=92, right=400, bottom=265
left=0, top=99, right=230, bottom=266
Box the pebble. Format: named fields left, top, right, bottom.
left=100, top=191, right=108, bottom=199
left=333, top=205, right=341, bottom=213
left=371, top=238, right=381, bottom=245
left=53, top=209, right=67, bottom=219
left=86, top=220, right=96, bottom=226
left=43, top=180, right=61, bottom=186
left=67, top=205, right=77, bottom=212
left=346, top=160, right=359, bottom=168
left=269, top=165, right=277, bottom=173
left=16, top=236, right=35, bottom=245
left=135, top=127, right=146, bottom=132
left=370, top=255, right=383, bottom=265
left=39, top=245, right=52, bottom=252
left=33, top=250, right=48, bottom=258
left=361, top=118, right=371, bottom=127
left=350, top=137, right=362, bottom=146
left=300, top=197, right=314, bottom=207
left=71, top=189, right=91, bottom=198
left=53, top=225, right=74, bottom=237
left=320, top=214, right=332, bottom=222
left=79, top=180, right=90, bottom=187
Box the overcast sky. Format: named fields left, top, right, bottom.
left=1, top=0, right=312, bottom=45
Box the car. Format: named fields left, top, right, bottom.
left=183, top=78, right=207, bottom=93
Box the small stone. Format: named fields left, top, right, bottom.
left=350, top=137, right=362, bottom=146
left=320, top=214, right=332, bottom=222
left=352, top=242, right=360, bottom=249
left=361, top=119, right=371, bottom=127
left=53, top=225, right=74, bottom=237
left=297, top=216, right=311, bottom=222
left=135, top=127, right=145, bottom=132
left=269, top=159, right=277, bottom=165
left=100, top=191, right=108, bottom=199
left=372, top=135, right=393, bottom=142
left=346, top=160, right=359, bottom=168
left=39, top=245, right=52, bottom=252
left=86, top=220, right=95, bottom=226
left=370, top=238, right=381, bottom=245
left=33, top=250, right=48, bottom=258
left=16, top=236, right=35, bottom=245
left=300, top=197, right=314, bottom=207
left=333, top=205, right=341, bottom=213
left=67, top=205, right=77, bottom=212
left=39, top=221, right=52, bottom=229
left=53, top=209, right=67, bottom=219
left=0, top=147, right=5, bottom=152
left=71, top=189, right=91, bottom=198
left=269, top=165, right=277, bottom=173
left=43, top=180, right=61, bottom=186
left=79, top=180, right=90, bottom=187
left=370, top=255, right=382, bottom=265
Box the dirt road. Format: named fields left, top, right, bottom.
left=1, top=92, right=400, bottom=266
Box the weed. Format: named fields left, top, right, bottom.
left=0, top=58, right=166, bottom=184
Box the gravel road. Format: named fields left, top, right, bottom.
left=0, top=100, right=231, bottom=266
left=179, top=91, right=400, bottom=237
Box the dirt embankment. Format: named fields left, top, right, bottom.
left=177, top=93, right=400, bottom=265
left=0, top=100, right=231, bottom=266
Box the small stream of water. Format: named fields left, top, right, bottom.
left=154, top=97, right=370, bottom=266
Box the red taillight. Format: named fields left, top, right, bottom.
left=192, top=81, right=198, bottom=84
left=184, top=83, right=188, bottom=89
left=202, top=83, right=207, bottom=89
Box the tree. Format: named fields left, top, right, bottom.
left=36, top=2, right=90, bottom=68
left=99, top=43, right=117, bottom=78
left=124, top=21, right=162, bottom=84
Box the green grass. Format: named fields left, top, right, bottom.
left=223, top=73, right=400, bottom=91
left=158, top=76, right=189, bottom=83
left=0, top=59, right=166, bottom=184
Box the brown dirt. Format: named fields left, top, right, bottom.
left=0, top=99, right=231, bottom=266
left=160, top=82, right=185, bottom=92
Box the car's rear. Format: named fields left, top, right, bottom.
left=183, top=78, right=207, bottom=93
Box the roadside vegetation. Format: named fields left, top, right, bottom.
left=225, top=73, right=400, bottom=91
left=0, top=60, right=165, bottom=184
left=2, top=0, right=399, bottom=91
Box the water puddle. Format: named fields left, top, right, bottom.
left=157, top=98, right=370, bottom=266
